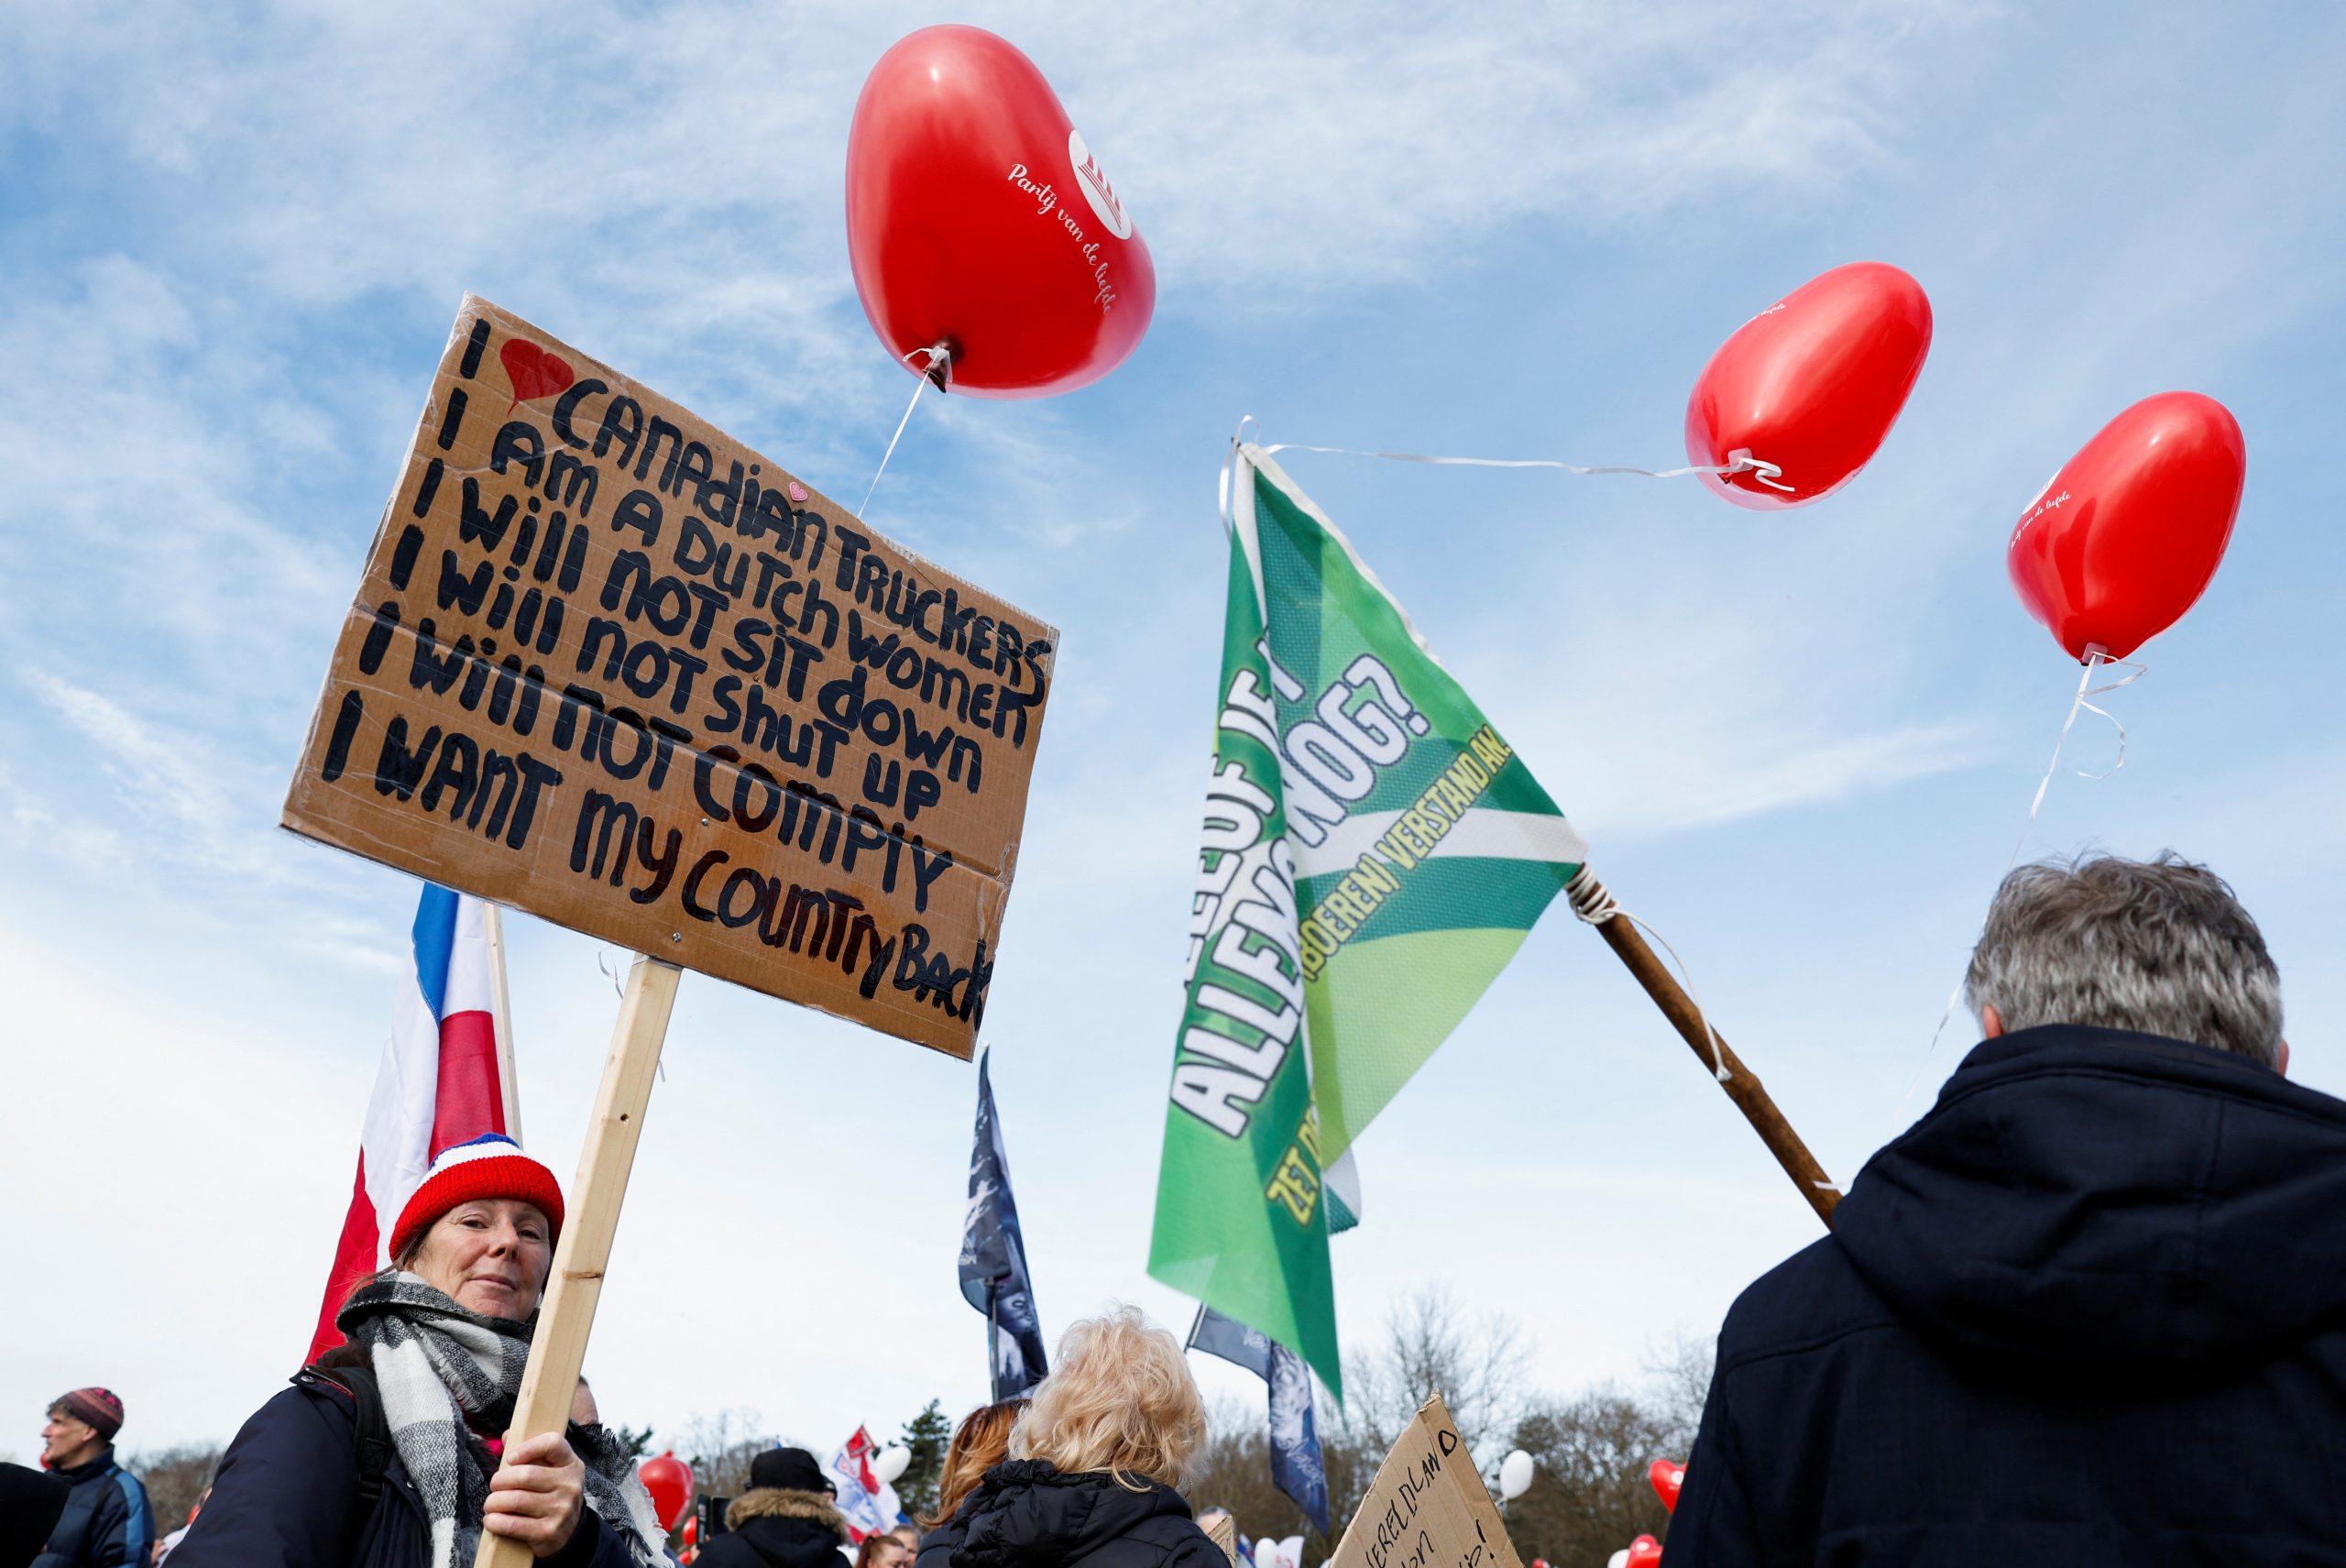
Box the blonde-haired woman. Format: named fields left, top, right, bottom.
left=919, top=1307, right=1220, bottom=1568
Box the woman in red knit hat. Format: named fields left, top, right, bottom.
left=170, top=1135, right=664, bottom=1568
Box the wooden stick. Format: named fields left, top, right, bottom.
left=1584, top=893, right=1839, bottom=1227
left=475, top=956, right=682, bottom=1568
left=484, top=903, right=522, bottom=1146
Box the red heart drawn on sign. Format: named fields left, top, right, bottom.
left=786, top=480, right=811, bottom=503
left=500, top=339, right=576, bottom=407
left=1624, top=1536, right=1663, bottom=1568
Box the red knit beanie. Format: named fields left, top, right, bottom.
left=389, top=1134, right=565, bottom=1264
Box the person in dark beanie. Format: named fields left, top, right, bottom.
left=169, top=1134, right=665, bottom=1568
left=1, top=1463, right=70, bottom=1568
left=32, top=1388, right=149, bottom=1568
left=1667, top=853, right=2346, bottom=1565
left=693, top=1449, right=849, bottom=1568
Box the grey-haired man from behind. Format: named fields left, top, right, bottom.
left=1667, top=853, right=2344, bottom=1566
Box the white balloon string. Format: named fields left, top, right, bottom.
left=860, top=345, right=949, bottom=518
left=1258, top=438, right=1794, bottom=492
left=1220, top=415, right=1265, bottom=529
left=1565, top=866, right=1731, bottom=1083
left=1907, top=650, right=2150, bottom=1101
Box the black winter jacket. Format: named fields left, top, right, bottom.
left=1668, top=1025, right=2346, bottom=1565
left=918, top=1461, right=1222, bottom=1568
left=166, top=1373, right=639, bottom=1568
left=695, top=1487, right=850, bottom=1568
left=1, top=1464, right=70, bottom=1568
left=32, top=1448, right=148, bottom=1568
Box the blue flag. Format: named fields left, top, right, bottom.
left=959, top=1048, right=1048, bottom=1398
left=1189, top=1308, right=1332, bottom=1533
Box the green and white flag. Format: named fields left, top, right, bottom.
left=1147, top=444, right=1587, bottom=1401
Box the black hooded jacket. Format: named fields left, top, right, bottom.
left=3, top=1464, right=69, bottom=1568
left=1667, top=1024, right=2346, bottom=1565
left=695, top=1488, right=849, bottom=1568
left=918, top=1462, right=1222, bottom=1568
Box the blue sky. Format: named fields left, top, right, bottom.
left=3, top=0, right=2342, bottom=1466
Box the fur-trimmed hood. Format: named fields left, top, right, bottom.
left=726, top=1487, right=850, bottom=1538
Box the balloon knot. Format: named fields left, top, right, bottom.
left=918, top=342, right=954, bottom=392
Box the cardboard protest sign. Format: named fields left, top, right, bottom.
left=284, top=297, right=1056, bottom=1057
left=1329, top=1396, right=1522, bottom=1568
left=1204, top=1512, right=1240, bottom=1567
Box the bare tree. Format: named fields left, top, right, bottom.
left=678, top=1409, right=775, bottom=1501
left=1498, top=1390, right=1676, bottom=1566
left=1190, top=1293, right=1706, bottom=1567
left=127, top=1443, right=221, bottom=1538
left=1639, top=1330, right=1715, bottom=1456
left=1342, top=1285, right=1531, bottom=1468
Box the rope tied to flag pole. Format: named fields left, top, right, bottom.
left=1564, top=862, right=1839, bottom=1226
left=1565, top=867, right=1729, bottom=1084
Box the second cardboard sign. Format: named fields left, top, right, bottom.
left=1329, top=1395, right=1523, bottom=1568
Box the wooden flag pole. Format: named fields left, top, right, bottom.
left=1573, top=873, right=1840, bottom=1227
left=484, top=904, right=522, bottom=1146
left=475, top=955, right=682, bottom=1568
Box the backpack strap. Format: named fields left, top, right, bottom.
left=297, top=1366, right=394, bottom=1510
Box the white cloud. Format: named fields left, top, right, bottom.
left=0, top=0, right=1992, bottom=323
left=1083, top=0, right=1994, bottom=294
left=19, top=670, right=269, bottom=875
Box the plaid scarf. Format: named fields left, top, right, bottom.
left=339, top=1274, right=666, bottom=1568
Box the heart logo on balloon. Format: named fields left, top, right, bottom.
left=500, top=339, right=576, bottom=409
left=1685, top=261, right=1932, bottom=510
left=1649, top=1458, right=1685, bottom=1514
left=2006, top=390, right=2245, bottom=663
left=1624, top=1536, right=1663, bottom=1568
left=847, top=25, right=1157, bottom=398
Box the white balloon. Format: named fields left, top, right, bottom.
left=873, top=1445, right=912, bottom=1485
left=1272, top=1534, right=1304, bottom=1568
left=1498, top=1449, right=1535, bottom=1502
left=1607, top=1553, right=1630, bottom=1568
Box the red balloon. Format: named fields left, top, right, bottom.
left=1649, top=1457, right=1685, bottom=1514
left=2006, top=391, right=2245, bottom=663
left=638, top=1451, right=695, bottom=1533
left=1684, top=261, right=1933, bottom=509
left=846, top=26, right=1156, bottom=399
left=1625, top=1534, right=1664, bottom=1568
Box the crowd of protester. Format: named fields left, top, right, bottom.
left=3, top=1127, right=1230, bottom=1568
left=11, top=852, right=2338, bottom=1566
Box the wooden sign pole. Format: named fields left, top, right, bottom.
left=1574, top=874, right=1839, bottom=1227
left=476, top=955, right=682, bottom=1568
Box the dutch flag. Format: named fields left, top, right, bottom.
left=307, top=883, right=514, bottom=1362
